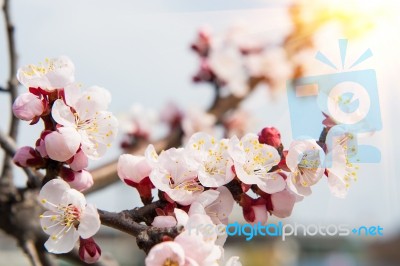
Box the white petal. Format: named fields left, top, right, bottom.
left=39, top=179, right=70, bottom=210
left=145, top=241, right=186, bottom=266
left=51, top=99, right=76, bottom=127
left=64, top=83, right=81, bottom=107
left=174, top=208, right=189, bottom=227
left=256, top=173, right=286, bottom=194
left=78, top=204, right=100, bottom=239
left=61, top=189, right=86, bottom=210
left=287, top=174, right=312, bottom=197
left=40, top=211, right=63, bottom=235
left=44, top=226, right=79, bottom=254
left=195, top=190, right=220, bottom=206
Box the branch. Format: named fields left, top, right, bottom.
left=98, top=208, right=181, bottom=254
left=22, top=240, right=45, bottom=266
left=2, top=0, right=19, bottom=138
left=1, top=0, right=19, bottom=188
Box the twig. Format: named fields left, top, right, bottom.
left=1, top=0, right=19, bottom=188
left=3, top=0, right=19, bottom=138
left=23, top=240, right=44, bottom=266
left=0, top=129, right=42, bottom=188
left=98, top=208, right=181, bottom=254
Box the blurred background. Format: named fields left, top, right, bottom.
left=1, top=0, right=400, bottom=265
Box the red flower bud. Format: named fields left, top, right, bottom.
left=258, top=127, right=281, bottom=148
left=79, top=237, right=101, bottom=264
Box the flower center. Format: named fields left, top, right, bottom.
left=23, top=58, right=56, bottom=76
left=163, top=258, right=179, bottom=266
left=40, top=199, right=81, bottom=241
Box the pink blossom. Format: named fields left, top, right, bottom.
left=51, top=85, right=118, bottom=159
left=270, top=189, right=297, bottom=218
left=17, top=56, right=75, bottom=91
left=39, top=179, right=100, bottom=254
left=286, top=139, right=325, bottom=196
left=60, top=168, right=94, bottom=192
left=145, top=241, right=186, bottom=266
left=12, top=93, right=44, bottom=121
left=68, top=150, right=89, bottom=172
left=146, top=145, right=202, bottom=206
left=186, top=132, right=235, bottom=187
left=229, top=133, right=285, bottom=194
left=79, top=237, right=101, bottom=264
left=118, top=154, right=152, bottom=184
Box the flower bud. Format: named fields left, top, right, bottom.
left=68, top=149, right=88, bottom=171
left=60, top=167, right=94, bottom=192
left=44, top=127, right=80, bottom=162
left=258, top=127, right=281, bottom=148
left=12, top=93, right=44, bottom=121
left=79, top=237, right=101, bottom=264
left=13, top=146, right=44, bottom=167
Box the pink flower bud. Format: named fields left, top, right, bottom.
left=68, top=149, right=88, bottom=171
left=60, top=167, right=93, bottom=192
left=79, top=237, right=101, bottom=264
left=13, top=146, right=44, bottom=167
left=12, top=93, right=44, bottom=121
left=35, top=138, right=48, bottom=158
left=44, top=127, right=80, bottom=162
left=117, top=154, right=151, bottom=184
left=258, top=127, right=281, bottom=148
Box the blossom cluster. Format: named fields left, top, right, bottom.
left=11, top=56, right=118, bottom=263
left=12, top=56, right=118, bottom=191
left=191, top=25, right=294, bottom=96
left=118, top=125, right=358, bottom=265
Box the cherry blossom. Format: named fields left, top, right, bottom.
left=190, top=187, right=234, bottom=225
left=326, top=137, right=359, bottom=198
left=146, top=145, right=202, bottom=206
left=38, top=179, right=100, bottom=254
left=17, top=56, right=75, bottom=91
left=208, top=45, right=248, bottom=97
left=145, top=241, right=186, bottom=266
left=51, top=84, right=118, bottom=159
left=119, top=103, right=158, bottom=140
left=12, top=92, right=44, bottom=121
left=270, top=188, right=298, bottom=218
left=229, top=133, right=285, bottom=194
left=286, top=139, right=325, bottom=196
left=117, top=154, right=154, bottom=201
left=186, top=132, right=235, bottom=187
left=181, top=107, right=216, bottom=142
